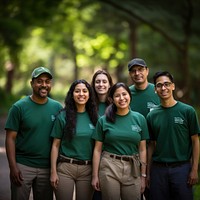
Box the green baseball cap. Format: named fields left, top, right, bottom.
left=31, top=67, right=52, bottom=79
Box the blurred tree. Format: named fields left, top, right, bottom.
left=0, top=0, right=63, bottom=93
left=99, top=0, right=200, bottom=102
left=1, top=0, right=200, bottom=106
left=38, top=0, right=130, bottom=82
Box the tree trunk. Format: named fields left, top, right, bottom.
left=5, top=62, right=15, bottom=94
left=5, top=50, right=19, bottom=94
left=127, top=20, right=138, bottom=85
left=128, top=20, right=138, bottom=59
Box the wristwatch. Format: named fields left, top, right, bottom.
left=141, top=173, right=147, bottom=178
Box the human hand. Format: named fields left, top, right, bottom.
left=146, top=174, right=150, bottom=188
left=91, top=176, right=101, bottom=191
left=187, top=169, right=198, bottom=186
left=50, top=172, right=59, bottom=190
left=10, top=166, right=23, bottom=186
left=140, top=176, right=146, bottom=193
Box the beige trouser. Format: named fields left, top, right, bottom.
left=11, top=163, right=53, bottom=200
left=55, top=162, right=94, bottom=200
left=99, top=151, right=141, bottom=200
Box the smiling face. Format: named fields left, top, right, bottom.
left=155, top=76, right=175, bottom=100
left=113, top=86, right=131, bottom=112
left=73, top=83, right=89, bottom=107
left=94, top=74, right=111, bottom=96
left=31, top=73, right=52, bottom=100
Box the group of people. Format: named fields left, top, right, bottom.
left=5, top=58, right=199, bottom=200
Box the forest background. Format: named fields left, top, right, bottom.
left=0, top=0, right=200, bottom=198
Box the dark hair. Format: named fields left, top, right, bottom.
left=63, top=79, right=98, bottom=141
left=105, top=82, right=131, bottom=123
left=153, top=71, right=174, bottom=85
left=91, top=69, right=113, bottom=106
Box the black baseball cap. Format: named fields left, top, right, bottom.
left=128, top=58, right=147, bottom=71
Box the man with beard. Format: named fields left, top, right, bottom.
left=128, top=58, right=160, bottom=200
left=5, top=67, right=63, bottom=200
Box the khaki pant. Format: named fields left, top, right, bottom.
left=11, top=163, right=53, bottom=200
left=55, top=162, right=94, bottom=200
left=99, top=151, right=141, bottom=200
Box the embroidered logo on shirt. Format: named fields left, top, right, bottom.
left=51, top=115, right=56, bottom=121
left=147, top=102, right=159, bottom=112
left=131, top=125, right=142, bottom=132
left=174, top=117, right=184, bottom=124
left=89, top=124, right=95, bottom=129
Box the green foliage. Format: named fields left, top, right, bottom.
left=194, top=183, right=200, bottom=200
left=0, top=87, right=20, bottom=115
left=0, top=0, right=63, bottom=47
left=0, top=2, right=199, bottom=199
left=0, top=0, right=200, bottom=104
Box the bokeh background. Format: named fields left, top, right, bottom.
left=0, top=0, right=200, bottom=199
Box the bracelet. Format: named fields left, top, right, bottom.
left=141, top=173, right=147, bottom=178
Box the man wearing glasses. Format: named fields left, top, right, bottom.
left=147, top=71, right=199, bottom=200
left=128, top=58, right=160, bottom=118
left=128, top=58, right=160, bottom=200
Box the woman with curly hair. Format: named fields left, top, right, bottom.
left=50, top=79, right=98, bottom=200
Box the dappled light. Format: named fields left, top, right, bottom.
left=0, top=1, right=200, bottom=199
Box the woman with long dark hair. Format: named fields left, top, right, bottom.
left=91, top=70, right=113, bottom=200
left=50, top=79, right=98, bottom=200
left=92, top=82, right=149, bottom=200
left=91, top=69, right=113, bottom=116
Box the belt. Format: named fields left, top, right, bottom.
left=153, top=160, right=189, bottom=168
left=58, top=155, right=92, bottom=165
left=110, top=154, right=131, bottom=162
